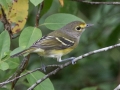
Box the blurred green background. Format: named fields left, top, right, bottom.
left=1, top=0, right=120, bottom=90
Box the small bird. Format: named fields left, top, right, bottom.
left=11, top=21, right=93, bottom=63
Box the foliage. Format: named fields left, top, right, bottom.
left=26, top=71, right=54, bottom=90
left=0, top=0, right=120, bottom=90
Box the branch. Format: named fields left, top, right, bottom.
left=114, top=85, right=120, bottom=90
left=0, top=5, right=12, bottom=37
left=11, top=1, right=44, bottom=88
left=73, top=0, right=120, bottom=5
left=0, top=65, right=60, bottom=87
left=11, top=55, right=30, bottom=89
left=35, top=2, right=44, bottom=27
left=1, top=43, right=120, bottom=89
left=28, top=43, right=120, bottom=90
left=28, top=67, right=62, bottom=90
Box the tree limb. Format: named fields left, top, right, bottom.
left=0, top=5, right=12, bottom=36
left=35, top=2, right=44, bottom=27
left=114, top=84, right=120, bottom=90
left=1, top=43, right=120, bottom=89
left=73, top=0, right=120, bottom=5
left=11, top=55, right=30, bottom=89
left=11, top=1, right=44, bottom=88
left=27, top=43, right=120, bottom=90
left=0, top=65, right=60, bottom=87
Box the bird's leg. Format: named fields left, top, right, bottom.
left=39, top=56, right=46, bottom=72
left=57, top=57, right=76, bottom=64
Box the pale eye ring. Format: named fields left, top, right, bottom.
left=75, top=26, right=81, bottom=31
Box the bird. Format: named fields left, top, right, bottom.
left=11, top=21, right=93, bottom=64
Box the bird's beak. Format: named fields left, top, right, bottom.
left=86, top=24, right=94, bottom=27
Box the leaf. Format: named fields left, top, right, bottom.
left=106, top=24, right=120, bottom=45
left=0, top=0, right=28, bottom=34
left=7, top=57, right=19, bottom=69
left=0, top=88, right=8, bottom=90
left=10, top=47, right=25, bottom=56
left=40, top=0, right=53, bottom=17
left=7, top=0, right=29, bottom=34
left=19, top=27, right=42, bottom=49
left=0, top=61, right=9, bottom=70
left=30, top=0, right=43, bottom=6
left=26, top=71, right=54, bottom=90
left=81, top=86, right=97, bottom=90
left=44, top=13, right=84, bottom=30
left=0, top=31, right=10, bottom=59
left=0, top=0, right=12, bottom=12
left=59, top=0, right=64, bottom=7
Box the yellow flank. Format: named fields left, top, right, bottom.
left=50, top=48, right=74, bottom=56
left=37, top=50, right=45, bottom=56
left=80, top=23, right=86, bottom=28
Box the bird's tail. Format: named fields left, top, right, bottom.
left=11, top=48, right=35, bottom=58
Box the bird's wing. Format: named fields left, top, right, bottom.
left=31, top=36, right=75, bottom=50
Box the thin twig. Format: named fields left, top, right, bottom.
left=114, top=85, right=120, bottom=90
left=35, top=2, right=44, bottom=27
left=11, top=55, right=30, bottom=89
left=73, top=0, right=120, bottom=5
left=11, top=1, right=44, bottom=88
left=0, top=65, right=60, bottom=87
left=1, top=43, right=120, bottom=89
left=28, top=67, right=62, bottom=90
left=27, top=43, right=120, bottom=90
left=0, top=5, right=12, bottom=37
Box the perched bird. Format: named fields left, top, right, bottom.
left=11, top=21, right=93, bottom=63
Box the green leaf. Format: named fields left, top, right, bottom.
left=0, top=0, right=12, bottom=10
left=7, top=57, right=19, bottom=69
left=10, top=47, right=25, bottom=56
left=19, top=27, right=42, bottom=49
left=0, top=31, right=10, bottom=59
left=30, top=0, right=43, bottom=6
left=0, top=61, right=9, bottom=70
left=81, top=86, right=97, bottom=90
left=106, top=24, right=120, bottom=45
left=26, top=71, right=54, bottom=90
left=0, top=88, right=9, bottom=90
left=44, top=13, right=84, bottom=30
left=40, top=0, right=53, bottom=17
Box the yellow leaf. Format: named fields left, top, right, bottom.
left=7, top=0, right=28, bottom=34
left=59, top=0, right=64, bottom=7
left=0, top=0, right=28, bottom=34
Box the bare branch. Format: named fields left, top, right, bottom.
left=0, top=65, right=60, bottom=87
left=11, top=1, right=44, bottom=88
left=114, top=85, right=120, bottom=90
left=11, top=55, right=30, bottom=89
left=73, top=0, right=120, bottom=5
left=27, top=67, right=61, bottom=90
left=1, top=43, right=120, bottom=89
left=28, top=43, right=120, bottom=90
left=0, top=5, right=12, bottom=37
left=35, top=2, right=44, bottom=27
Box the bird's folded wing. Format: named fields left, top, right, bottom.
left=31, top=36, right=75, bottom=50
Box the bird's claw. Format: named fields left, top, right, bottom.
left=70, top=57, right=76, bottom=65
left=72, top=60, right=76, bottom=65
left=41, top=63, right=46, bottom=72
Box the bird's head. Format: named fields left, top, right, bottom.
left=61, top=21, right=93, bottom=38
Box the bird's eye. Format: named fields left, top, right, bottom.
left=75, top=26, right=81, bottom=31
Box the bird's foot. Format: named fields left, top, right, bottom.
left=71, top=59, right=76, bottom=65
left=58, top=57, right=76, bottom=64
left=41, top=63, right=46, bottom=72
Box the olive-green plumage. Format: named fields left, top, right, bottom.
left=11, top=21, right=93, bottom=62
